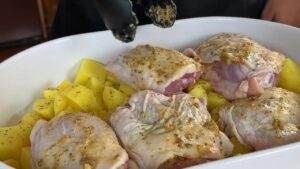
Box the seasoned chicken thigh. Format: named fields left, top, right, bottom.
left=110, top=90, right=233, bottom=169
left=30, top=113, right=128, bottom=169
left=106, top=45, right=203, bottom=96
left=189, top=33, right=285, bottom=100
left=219, top=88, right=300, bottom=150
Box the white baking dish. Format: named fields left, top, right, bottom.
left=0, top=17, right=299, bottom=169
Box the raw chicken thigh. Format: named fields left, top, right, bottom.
left=219, top=88, right=300, bottom=150
left=110, top=90, right=233, bottom=169
left=188, top=33, right=285, bottom=100
left=106, top=45, right=203, bottom=96
left=30, top=113, right=128, bottom=169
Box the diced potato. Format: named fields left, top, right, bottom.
left=119, top=83, right=135, bottom=96
left=0, top=144, right=21, bottom=161
left=86, top=77, right=105, bottom=109
left=20, top=147, right=31, bottom=169
left=65, top=85, right=100, bottom=112
left=94, top=110, right=111, bottom=122
left=55, top=106, right=79, bottom=117
left=57, top=80, right=73, bottom=93
left=104, top=81, right=114, bottom=87
left=61, top=106, right=81, bottom=113
left=104, top=80, right=119, bottom=89
left=33, top=99, right=54, bottom=120
left=93, top=95, right=104, bottom=111
left=106, top=73, right=120, bottom=83
left=188, top=80, right=212, bottom=92
left=91, top=96, right=102, bottom=112
left=278, top=58, right=300, bottom=94
left=197, top=80, right=212, bottom=91
left=103, top=86, right=126, bottom=110
left=15, top=124, right=33, bottom=146
left=20, top=112, right=42, bottom=126
left=43, top=89, right=58, bottom=100
left=0, top=123, right=33, bottom=160
left=188, top=85, right=207, bottom=99
left=55, top=111, right=72, bottom=118
left=207, top=92, right=228, bottom=111
left=231, top=137, right=252, bottom=155
left=75, top=59, right=107, bottom=85
left=105, top=73, right=121, bottom=89
left=53, top=95, right=68, bottom=115
left=86, top=77, right=105, bottom=93
left=3, top=159, right=20, bottom=169
left=210, top=108, right=220, bottom=123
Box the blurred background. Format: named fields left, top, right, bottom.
left=0, top=0, right=58, bottom=62
left=1, top=0, right=298, bottom=63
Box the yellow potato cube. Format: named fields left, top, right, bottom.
left=20, top=147, right=31, bottom=169
left=103, top=86, right=126, bottom=110
left=3, top=159, right=20, bottom=169
left=197, top=80, right=212, bottom=91
left=94, top=110, right=111, bottom=122
left=210, top=108, right=220, bottom=124
left=188, top=80, right=212, bottom=92
left=43, top=89, right=58, bottom=100
left=86, top=77, right=105, bottom=92
left=33, top=99, right=54, bottom=120
left=104, top=80, right=119, bottom=89
left=188, top=85, right=207, bottom=99
left=105, top=72, right=121, bottom=89
left=86, top=77, right=105, bottom=110
left=57, top=80, right=73, bottom=93
left=278, top=58, right=300, bottom=94
left=119, top=83, right=135, bottom=96
left=20, top=112, right=42, bottom=126
left=231, top=137, right=252, bottom=156
left=65, top=85, right=100, bottom=112
left=106, top=73, right=120, bottom=84
left=0, top=144, right=21, bottom=161
left=53, top=95, right=68, bottom=115
left=93, top=95, right=104, bottom=111
left=104, top=80, right=114, bottom=87
left=16, top=124, right=34, bottom=146
left=55, top=111, right=72, bottom=118
left=207, top=92, right=228, bottom=111
left=0, top=123, right=32, bottom=160
left=60, top=106, right=82, bottom=114
left=91, top=96, right=102, bottom=112
left=75, top=59, right=107, bottom=85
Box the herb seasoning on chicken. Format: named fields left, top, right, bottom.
left=219, top=87, right=300, bottom=150
left=30, top=113, right=128, bottom=169
left=106, top=45, right=203, bottom=96
left=187, top=33, right=285, bottom=100
left=110, top=90, right=233, bottom=169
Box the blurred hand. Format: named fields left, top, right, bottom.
left=261, top=0, right=300, bottom=27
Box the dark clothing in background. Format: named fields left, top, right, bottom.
left=51, top=0, right=267, bottom=39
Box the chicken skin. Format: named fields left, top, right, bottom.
left=219, top=88, right=300, bottom=150
left=106, top=45, right=203, bottom=96
left=188, top=33, right=285, bottom=100
left=30, top=113, right=128, bottom=169
left=110, top=90, right=233, bottom=169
